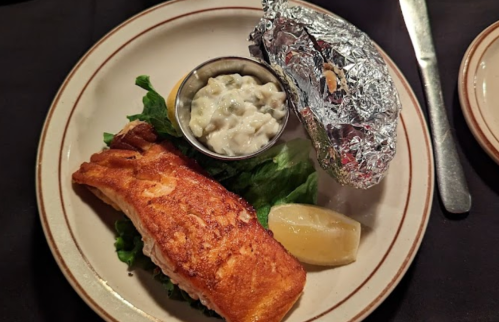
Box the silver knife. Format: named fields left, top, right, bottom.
left=400, top=0, right=471, bottom=213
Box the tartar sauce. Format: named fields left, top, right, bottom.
left=189, top=73, right=287, bottom=156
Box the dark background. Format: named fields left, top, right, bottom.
left=1, top=0, right=499, bottom=321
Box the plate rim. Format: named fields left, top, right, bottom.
left=36, top=1, right=435, bottom=321
left=458, top=20, right=499, bottom=164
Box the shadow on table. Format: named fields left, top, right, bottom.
left=0, top=0, right=33, bottom=6
left=452, top=86, right=499, bottom=196
left=32, top=216, right=101, bottom=321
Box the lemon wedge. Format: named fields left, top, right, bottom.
left=166, top=74, right=187, bottom=132
left=268, top=204, right=361, bottom=266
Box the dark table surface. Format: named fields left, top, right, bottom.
left=2, top=0, right=499, bottom=321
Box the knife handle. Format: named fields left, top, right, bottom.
left=419, top=58, right=471, bottom=213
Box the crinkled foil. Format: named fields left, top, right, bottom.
left=249, top=0, right=401, bottom=189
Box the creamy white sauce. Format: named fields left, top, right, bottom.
left=189, top=73, right=286, bottom=156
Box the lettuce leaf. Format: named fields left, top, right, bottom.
left=218, top=139, right=316, bottom=227
left=103, top=132, right=114, bottom=146
left=276, top=172, right=318, bottom=205
left=127, top=75, right=181, bottom=138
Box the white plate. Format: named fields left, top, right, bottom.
left=459, top=21, right=499, bottom=163
left=36, top=0, right=434, bottom=321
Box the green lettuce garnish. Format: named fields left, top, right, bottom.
left=127, top=75, right=181, bottom=138
left=216, top=139, right=317, bottom=227
left=103, top=132, right=115, bottom=146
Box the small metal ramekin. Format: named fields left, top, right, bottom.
left=174, top=56, right=289, bottom=161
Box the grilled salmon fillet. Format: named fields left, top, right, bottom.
left=72, top=121, right=306, bottom=322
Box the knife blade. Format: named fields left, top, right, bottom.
left=399, top=0, right=471, bottom=213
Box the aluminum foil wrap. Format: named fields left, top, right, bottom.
left=249, top=0, right=401, bottom=189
